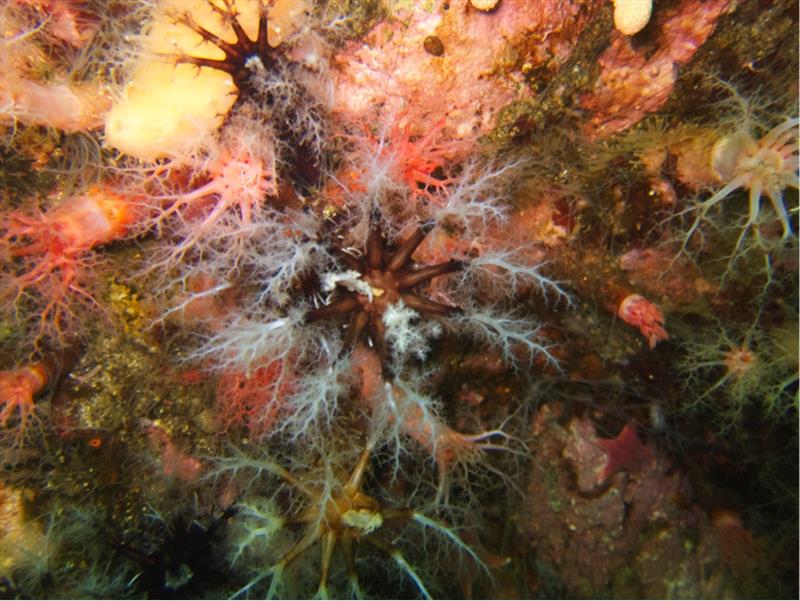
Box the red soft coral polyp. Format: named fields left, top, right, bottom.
left=215, top=359, right=294, bottom=438
left=5, top=188, right=140, bottom=255
left=1, top=188, right=142, bottom=343
left=617, top=293, right=669, bottom=349
left=0, top=361, right=51, bottom=447
left=388, top=118, right=460, bottom=200
left=47, top=189, right=140, bottom=248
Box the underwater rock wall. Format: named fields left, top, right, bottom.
left=0, top=0, right=797, bottom=598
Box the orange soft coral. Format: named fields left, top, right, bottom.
left=0, top=361, right=50, bottom=448
left=1, top=188, right=143, bottom=344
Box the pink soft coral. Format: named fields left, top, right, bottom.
left=0, top=361, right=50, bottom=447
left=617, top=293, right=669, bottom=349
left=1, top=188, right=142, bottom=344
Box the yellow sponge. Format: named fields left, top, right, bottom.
left=104, top=0, right=260, bottom=161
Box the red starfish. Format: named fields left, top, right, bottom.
left=596, top=420, right=654, bottom=485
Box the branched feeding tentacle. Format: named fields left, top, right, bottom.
left=220, top=442, right=485, bottom=598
